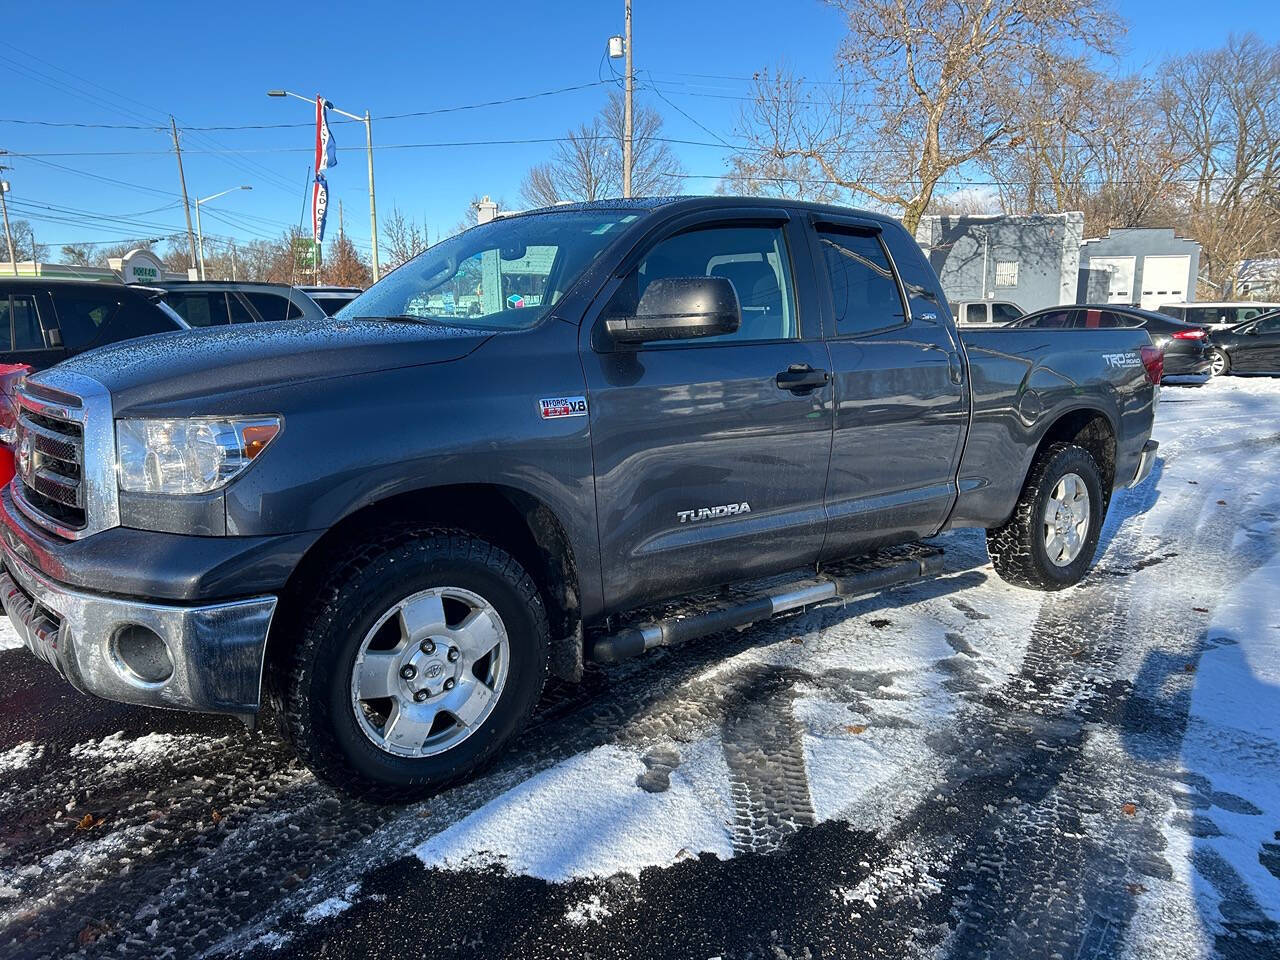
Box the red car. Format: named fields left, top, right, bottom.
left=0, top=363, right=31, bottom=486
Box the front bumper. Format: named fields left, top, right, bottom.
left=1129, top=439, right=1159, bottom=488
left=1, top=542, right=276, bottom=715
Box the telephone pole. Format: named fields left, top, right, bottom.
left=168, top=117, right=198, bottom=272
left=622, top=0, right=634, bottom=198
left=0, top=168, right=17, bottom=276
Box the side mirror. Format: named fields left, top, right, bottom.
left=606, top=276, right=740, bottom=344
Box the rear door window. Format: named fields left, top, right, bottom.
left=990, top=302, right=1022, bottom=324
left=815, top=227, right=907, bottom=336
left=6, top=295, right=47, bottom=350
left=49, top=290, right=118, bottom=350
left=227, top=293, right=258, bottom=324
left=963, top=303, right=988, bottom=324
left=1022, top=309, right=1074, bottom=328
left=106, top=297, right=181, bottom=341
left=243, top=291, right=303, bottom=322
left=166, top=291, right=229, bottom=327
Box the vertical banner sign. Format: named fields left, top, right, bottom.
left=311, top=95, right=337, bottom=245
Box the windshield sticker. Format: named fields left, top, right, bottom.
left=540, top=396, right=588, bottom=419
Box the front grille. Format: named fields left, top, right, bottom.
left=17, top=407, right=86, bottom=531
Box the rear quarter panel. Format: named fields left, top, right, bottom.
left=948, top=328, right=1157, bottom=529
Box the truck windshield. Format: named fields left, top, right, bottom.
left=341, top=209, right=639, bottom=330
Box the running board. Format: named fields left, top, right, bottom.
left=589, top=544, right=944, bottom=664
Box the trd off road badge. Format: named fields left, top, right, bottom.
left=539, top=396, right=588, bottom=419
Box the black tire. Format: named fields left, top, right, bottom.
left=986, top=443, right=1105, bottom=591
left=1210, top=348, right=1230, bottom=377
left=280, top=527, right=549, bottom=802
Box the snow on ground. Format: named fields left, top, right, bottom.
left=0, top=618, right=20, bottom=651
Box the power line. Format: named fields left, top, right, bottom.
left=0, top=80, right=615, bottom=132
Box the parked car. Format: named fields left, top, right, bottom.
left=1158, top=301, right=1280, bottom=331
left=1006, top=305, right=1212, bottom=378
left=146, top=281, right=327, bottom=327
left=1, top=197, right=1158, bottom=800
left=1206, top=310, right=1280, bottom=376
left=0, top=363, right=31, bottom=486
left=950, top=299, right=1024, bottom=326
left=0, top=278, right=187, bottom=372
left=300, top=285, right=363, bottom=317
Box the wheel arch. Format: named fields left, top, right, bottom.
left=1029, top=406, right=1117, bottom=497
left=267, top=482, right=585, bottom=690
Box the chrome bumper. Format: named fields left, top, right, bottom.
left=0, top=542, right=277, bottom=715
left=1129, top=439, right=1159, bottom=488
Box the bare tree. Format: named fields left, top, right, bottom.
left=1159, top=34, right=1280, bottom=295
left=381, top=206, right=429, bottom=269
left=729, top=0, right=1119, bottom=232
left=60, top=244, right=93, bottom=266
left=980, top=58, right=1183, bottom=232
left=5, top=220, right=48, bottom=263
left=520, top=91, right=684, bottom=206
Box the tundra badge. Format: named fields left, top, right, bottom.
left=678, top=502, right=751, bottom=523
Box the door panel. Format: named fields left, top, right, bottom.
left=1240, top=317, right=1280, bottom=371
left=583, top=219, right=832, bottom=613
left=811, top=223, right=968, bottom=561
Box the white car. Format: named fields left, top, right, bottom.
left=1158, top=301, right=1280, bottom=332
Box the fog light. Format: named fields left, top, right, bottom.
left=111, top=624, right=174, bottom=684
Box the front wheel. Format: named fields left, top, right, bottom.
left=1209, top=348, right=1230, bottom=377
left=281, top=529, right=549, bottom=802
left=986, top=443, right=1106, bottom=591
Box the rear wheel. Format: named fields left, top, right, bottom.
left=986, top=443, right=1105, bottom=591
left=1209, top=348, right=1230, bottom=376
left=281, top=528, right=549, bottom=802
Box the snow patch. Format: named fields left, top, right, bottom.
left=564, top=893, right=611, bottom=926
left=303, top=896, right=353, bottom=923
left=414, top=742, right=734, bottom=882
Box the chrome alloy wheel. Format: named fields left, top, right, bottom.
left=1043, top=472, right=1091, bottom=567
left=1210, top=350, right=1227, bottom=377
left=350, top=587, right=510, bottom=758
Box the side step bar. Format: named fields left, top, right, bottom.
left=589, top=545, right=944, bottom=664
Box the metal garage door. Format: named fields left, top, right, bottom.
left=1139, top=255, right=1191, bottom=310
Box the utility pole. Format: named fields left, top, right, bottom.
left=364, top=110, right=380, bottom=282
left=622, top=0, right=634, bottom=198
left=169, top=117, right=198, bottom=272
left=0, top=169, right=17, bottom=276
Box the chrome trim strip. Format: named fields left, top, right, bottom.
left=16, top=369, right=119, bottom=540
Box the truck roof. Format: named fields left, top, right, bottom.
left=514, top=195, right=904, bottom=230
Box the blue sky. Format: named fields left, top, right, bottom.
left=2, top=0, right=1275, bottom=262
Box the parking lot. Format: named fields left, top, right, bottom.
left=0, top=374, right=1275, bottom=960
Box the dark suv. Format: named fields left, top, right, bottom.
left=0, top=279, right=186, bottom=372
left=1007, top=304, right=1212, bottom=377
left=147, top=281, right=327, bottom=327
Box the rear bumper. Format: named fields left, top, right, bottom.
left=1, top=542, right=276, bottom=715
left=1162, top=351, right=1211, bottom=376
left=1129, top=439, right=1159, bottom=488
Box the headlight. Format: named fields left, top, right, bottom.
left=116, top=416, right=281, bottom=495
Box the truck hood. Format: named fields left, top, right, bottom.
left=52, top=318, right=492, bottom=409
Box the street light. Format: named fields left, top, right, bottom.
left=195, top=186, right=252, bottom=281
left=268, top=89, right=380, bottom=282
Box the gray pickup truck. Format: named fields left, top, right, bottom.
left=1, top=197, right=1160, bottom=799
